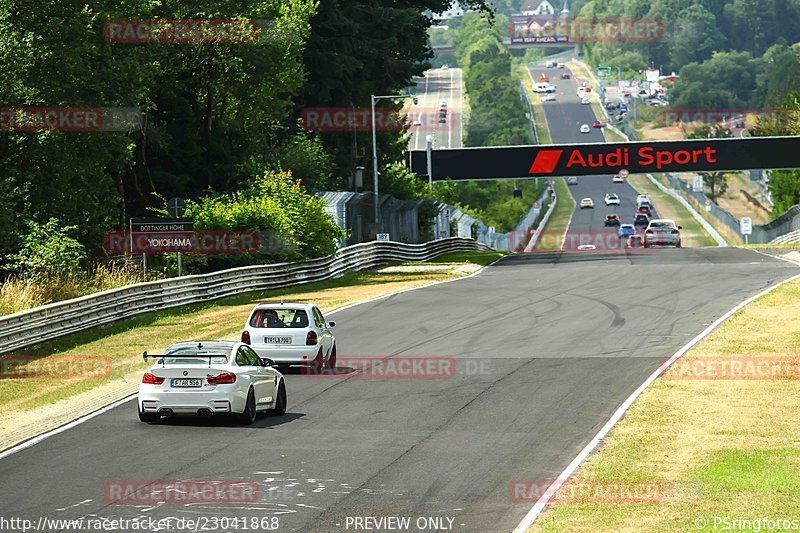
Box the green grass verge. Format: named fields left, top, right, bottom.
left=534, top=178, right=574, bottom=251
left=517, top=65, right=552, bottom=145
left=530, top=277, right=800, bottom=531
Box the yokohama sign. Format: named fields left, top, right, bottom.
left=409, top=137, right=800, bottom=180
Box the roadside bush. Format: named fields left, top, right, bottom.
left=9, top=218, right=86, bottom=276
left=182, top=171, right=345, bottom=272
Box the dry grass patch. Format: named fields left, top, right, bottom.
left=529, top=276, right=800, bottom=532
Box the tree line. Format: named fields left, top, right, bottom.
left=0, top=0, right=492, bottom=276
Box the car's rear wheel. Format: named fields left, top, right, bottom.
left=676, top=242, right=682, bottom=248
left=308, top=350, right=324, bottom=375
left=138, top=404, right=159, bottom=423
left=326, top=345, right=337, bottom=370
left=237, top=388, right=257, bottom=425
left=267, top=381, right=287, bottom=416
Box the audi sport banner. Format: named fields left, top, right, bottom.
left=410, top=136, right=800, bottom=180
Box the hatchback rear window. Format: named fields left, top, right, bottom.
left=250, top=308, right=309, bottom=328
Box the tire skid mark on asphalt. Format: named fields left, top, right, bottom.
left=304, top=355, right=540, bottom=526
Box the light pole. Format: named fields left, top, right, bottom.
left=426, top=134, right=434, bottom=186
left=371, top=93, right=416, bottom=228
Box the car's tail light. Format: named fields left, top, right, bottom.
left=671, top=229, right=680, bottom=234
left=207, top=372, right=237, bottom=385
left=241, top=330, right=251, bottom=345
left=645, top=229, right=654, bottom=234
left=306, top=331, right=318, bottom=346
left=142, top=372, right=165, bottom=385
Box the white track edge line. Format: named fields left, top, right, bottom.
left=0, top=394, right=137, bottom=461
left=0, top=253, right=505, bottom=460
left=512, top=270, right=800, bottom=533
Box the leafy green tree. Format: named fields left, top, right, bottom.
left=767, top=170, right=800, bottom=216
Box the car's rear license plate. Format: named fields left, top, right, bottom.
left=171, top=379, right=202, bottom=388
left=265, top=337, right=291, bottom=344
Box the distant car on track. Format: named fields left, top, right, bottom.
left=580, top=97, right=591, bottom=105
left=612, top=175, right=625, bottom=183
left=636, top=194, right=650, bottom=204
left=618, top=224, right=636, bottom=238
left=580, top=124, right=591, bottom=133
left=634, top=213, right=650, bottom=227
left=242, top=302, right=337, bottom=373
left=604, top=193, right=620, bottom=206
left=567, top=177, right=578, bottom=185
left=580, top=198, right=594, bottom=209
left=645, top=219, right=682, bottom=248
left=627, top=234, right=645, bottom=248
left=593, top=121, right=603, bottom=128
left=138, top=340, right=286, bottom=425
left=636, top=205, right=653, bottom=217
left=604, top=214, right=621, bottom=226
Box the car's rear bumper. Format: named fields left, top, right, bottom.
left=250, top=344, right=320, bottom=364
left=138, top=385, right=245, bottom=415
left=645, top=237, right=681, bottom=246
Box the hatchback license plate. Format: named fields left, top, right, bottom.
left=265, top=337, right=291, bottom=344
left=171, top=378, right=202, bottom=388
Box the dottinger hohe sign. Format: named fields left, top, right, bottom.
left=410, top=136, right=800, bottom=180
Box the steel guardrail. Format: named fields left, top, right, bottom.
left=0, top=238, right=492, bottom=355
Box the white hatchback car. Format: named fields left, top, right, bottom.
left=604, top=193, right=620, bottom=206
left=242, top=302, right=336, bottom=373
left=580, top=198, right=594, bottom=209
left=138, top=341, right=286, bottom=425
left=580, top=124, right=591, bottom=133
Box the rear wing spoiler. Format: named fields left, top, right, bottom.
left=143, top=351, right=228, bottom=366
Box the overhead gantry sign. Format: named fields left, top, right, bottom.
left=409, top=136, right=800, bottom=180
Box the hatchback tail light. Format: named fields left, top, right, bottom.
left=207, top=372, right=237, bottom=385
left=671, top=229, right=680, bottom=234
left=241, top=330, right=251, bottom=345
left=645, top=229, right=654, bottom=234
left=306, top=331, right=318, bottom=346
left=142, top=372, right=165, bottom=385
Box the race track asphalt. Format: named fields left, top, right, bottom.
left=528, top=65, right=653, bottom=251
left=0, top=248, right=796, bottom=532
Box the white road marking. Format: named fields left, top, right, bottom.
left=512, top=270, right=800, bottom=533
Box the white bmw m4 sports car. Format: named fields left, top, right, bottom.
left=138, top=340, right=286, bottom=425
